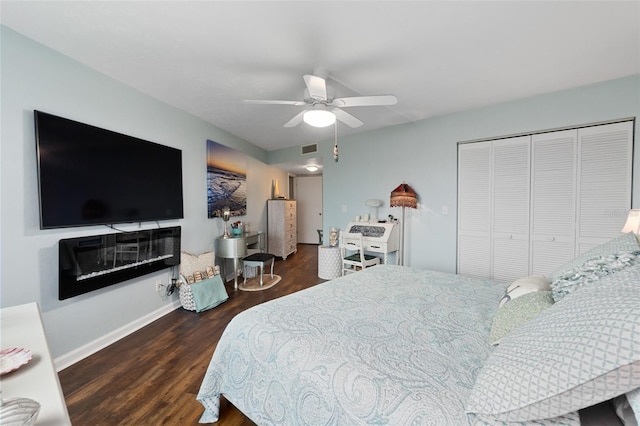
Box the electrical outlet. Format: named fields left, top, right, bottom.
left=155, top=280, right=163, bottom=292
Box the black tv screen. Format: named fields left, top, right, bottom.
left=35, top=110, right=184, bottom=229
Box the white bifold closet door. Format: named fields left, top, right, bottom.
left=529, top=130, right=577, bottom=276
left=457, top=120, right=633, bottom=282
left=457, top=141, right=491, bottom=278
left=576, top=122, right=633, bottom=252
left=492, top=136, right=530, bottom=282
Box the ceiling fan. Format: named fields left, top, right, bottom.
left=243, top=74, right=398, bottom=128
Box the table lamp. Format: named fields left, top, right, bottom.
left=365, top=199, right=383, bottom=222
left=621, top=209, right=640, bottom=234
left=222, top=206, right=231, bottom=238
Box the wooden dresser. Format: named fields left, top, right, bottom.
left=267, top=199, right=297, bottom=259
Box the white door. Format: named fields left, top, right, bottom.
left=457, top=141, right=492, bottom=278
left=296, top=176, right=323, bottom=244
left=530, top=130, right=577, bottom=276
left=576, top=121, right=633, bottom=252
left=492, top=136, right=531, bottom=282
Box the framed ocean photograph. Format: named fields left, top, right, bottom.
left=206, top=140, right=247, bottom=218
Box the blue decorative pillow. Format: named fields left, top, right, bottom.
left=550, top=250, right=640, bottom=301
left=549, top=232, right=640, bottom=282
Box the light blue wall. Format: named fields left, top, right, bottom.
left=3, top=23, right=638, bottom=363
left=0, top=27, right=288, bottom=360
left=270, top=75, right=640, bottom=273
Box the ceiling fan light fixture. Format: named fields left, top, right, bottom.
left=303, top=107, right=336, bottom=127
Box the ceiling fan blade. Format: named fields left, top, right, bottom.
left=331, top=108, right=363, bottom=128
left=303, top=75, right=327, bottom=101
left=244, top=99, right=307, bottom=106
left=284, top=110, right=307, bottom=128
left=332, top=95, right=398, bottom=108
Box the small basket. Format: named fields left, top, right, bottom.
left=178, top=280, right=197, bottom=311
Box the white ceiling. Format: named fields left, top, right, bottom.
left=2, top=1, right=639, bottom=169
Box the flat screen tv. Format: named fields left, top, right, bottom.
left=35, top=110, right=184, bottom=229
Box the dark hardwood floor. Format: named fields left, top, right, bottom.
left=58, top=244, right=326, bottom=425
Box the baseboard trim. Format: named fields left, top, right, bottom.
left=55, top=300, right=182, bottom=371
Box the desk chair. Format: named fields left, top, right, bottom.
left=340, top=232, right=380, bottom=276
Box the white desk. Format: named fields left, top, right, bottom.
left=344, top=222, right=400, bottom=264
left=1, top=302, right=71, bottom=425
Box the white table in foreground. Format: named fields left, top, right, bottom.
left=1, top=302, right=71, bottom=425
left=318, top=245, right=342, bottom=279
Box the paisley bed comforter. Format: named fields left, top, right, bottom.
left=196, top=265, right=580, bottom=425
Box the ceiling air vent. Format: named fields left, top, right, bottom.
left=301, top=144, right=317, bottom=155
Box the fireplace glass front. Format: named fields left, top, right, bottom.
left=59, top=226, right=181, bottom=300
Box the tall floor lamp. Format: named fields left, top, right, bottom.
left=390, top=182, right=418, bottom=266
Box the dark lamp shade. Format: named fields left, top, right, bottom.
left=390, top=183, right=418, bottom=209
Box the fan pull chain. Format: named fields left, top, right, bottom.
left=333, top=122, right=339, bottom=162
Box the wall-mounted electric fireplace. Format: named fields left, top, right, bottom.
left=59, top=226, right=181, bottom=300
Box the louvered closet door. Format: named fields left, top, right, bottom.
left=530, top=130, right=577, bottom=276
left=457, top=142, right=491, bottom=278
left=492, top=137, right=530, bottom=282
left=576, top=121, right=633, bottom=253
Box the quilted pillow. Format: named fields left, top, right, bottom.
left=550, top=250, right=640, bottom=301
left=467, top=262, right=640, bottom=422
left=467, top=411, right=580, bottom=425
left=549, top=232, right=640, bottom=282
left=489, top=291, right=554, bottom=346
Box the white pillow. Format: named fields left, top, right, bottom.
left=498, top=276, right=550, bottom=308
left=467, top=263, right=640, bottom=422
left=179, top=251, right=219, bottom=283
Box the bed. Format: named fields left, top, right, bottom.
left=197, top=233, right=640, bottom=425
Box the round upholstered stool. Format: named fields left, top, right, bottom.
left=242, top=253, right=276, bottom=286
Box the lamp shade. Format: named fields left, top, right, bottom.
left=621, top=209, right=640, bottom=234
left=390, top=183, right=418, bottom=209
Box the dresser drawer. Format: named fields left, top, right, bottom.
left=285, top=230, right=296, bottom=242
left=285, top=239, right=297, bottom=254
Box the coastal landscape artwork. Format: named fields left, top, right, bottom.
left=207, top=140, right=247, bottom=218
